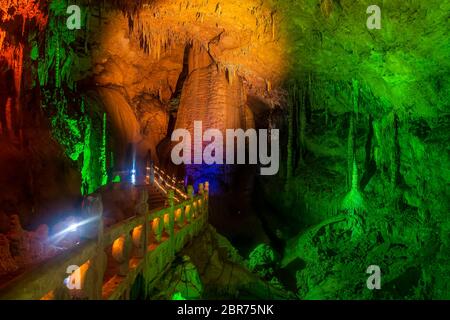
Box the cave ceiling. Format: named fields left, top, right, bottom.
left=77, top=0, right=449, bottom=120
left=85, top=0, right=288, bottom=107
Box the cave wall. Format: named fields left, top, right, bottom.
left=0, top=0, right=84, bottom=229
left=256, top=0, right=449, bottom=299
left=0, top=0, right=448, bottom=299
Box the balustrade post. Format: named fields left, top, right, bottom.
left=204, top=181, right=209, bottom=196
left=175, top=207, right=184, bottom=228
left=83, top=194, right=106, bottom=300
left=150, top=160, right=154, bottom=185
left=112, top=233, right=132, bottom=276
left=167, top=190, right=175, bottom=236
left=133, top=189, right=148, bottom=258
left=204, top=181, right=209, bottom=219
left=145, top=158, right=150, bottom=185
left=187, top=185, right=194, bottom=222
left=152, top=217, right=163, bottom=243
left=197, top=183, right=204, bottom=218
left=188, top=185, right=194, bottom=200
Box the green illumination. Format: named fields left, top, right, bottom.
left=81, top=112, right=92, bottom=195
left=101, top=113, right=108, bottom=186
left=171, top=292, right=186, bottom=300
left=30, top=44, right=39, bottom=61
left=47, top=89, right=84, bottom=162
left=27, top=0, right=448, bottom=300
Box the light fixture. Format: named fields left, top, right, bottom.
left=49, top=216, right=100, bottom=245
left=131, top=169, right=136, bottom=185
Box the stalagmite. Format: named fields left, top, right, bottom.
left=0, top=234, right=18, bottom=275
left=266, top=80, right=271, bottom=92
left=5, top=215, right=52, bottom=266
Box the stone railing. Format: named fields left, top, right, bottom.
left=152, top=165, right=188, bottom=202
left=0, top=182, right=209, bottom=300
left=113, top=163, right=187, bottom=202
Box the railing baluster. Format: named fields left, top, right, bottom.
left=175, top=208, right=183, bottom=227
left=152, top=217, right=162, bottom=243
left=204, top=181, right=209, bottom=219
left=167, top=190, right=175, bottom=236
left=197, top=183, right=204, bottom=218
left=77, top=194, right=106, bottom=300
left=187, top=185, right=194, bottom=222
left=133, top=189, right=148, bottom=258
left=112, top=233, right=132, bottom=276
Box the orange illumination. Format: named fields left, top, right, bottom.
left=112, top=236, right=126, bottom=263
left=132, top=225, right=143, bottom=248
left=40, top=290, right=55, bottom=300
left=152, top=217, right=161, bottom=234
left=67, top=260, right=90, bottom=291
left=163, top=213, right=170, bottom=229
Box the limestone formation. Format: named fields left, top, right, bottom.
left=6, top=215, right=32, bottom=266
left=0, top=234, right=18, bottom=275
left=5, top=215, right=53, bottom=267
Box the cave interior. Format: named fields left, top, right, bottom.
left=0, top=0, right=449, bottom=300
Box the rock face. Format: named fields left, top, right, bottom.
left=97, top=87, right=141, bottom=167
left=175, top=44, right=249, bottom=135
left=146, top=225, right=293, bottom=300
left=135, top=96, right=169, bottom=165
left=0, top=215, right=53, bottom=273
left=150, top=255, right=203, bottom=300
left=0, top=234, right=17, bottom=275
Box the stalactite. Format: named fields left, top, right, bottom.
left=266, top=80, right=271, bottom=92
left=0, top=43, right=23, bottom=139
left=309, top=73, right=314, bottom=109
left=351, top=157, right=359, bottom=191
left=294, top=82, right=300, bottom=165
left=390, top=112, right=400, bottom=191
left=286, top=86, right=294, bottom=187
left=101, top=113, right=108, bottom=186
left=110, top=151, right=115, bottom=172
left=300, top=78, right=307, bottom=153
left=271, top=12, right=276, bottom=40
left=360, top=114, right=376, bottom=190
left=81, top=115, right=92, bottom=195
left=347, top=114, right=354, bottom=189
left=55, top=33, right=61, bottom=88
left=352, top=79, right=359, bottom=122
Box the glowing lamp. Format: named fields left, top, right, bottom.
left=131, top=169, right=136, bottom=185
left=68, top=223, right=78, bottom=233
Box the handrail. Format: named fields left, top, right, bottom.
left=152, top=165, right=188, bottom=201
left=0, top=181, right=209, bottom=300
